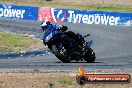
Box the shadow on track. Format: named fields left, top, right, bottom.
left=56, top=61, right=103, bottom=63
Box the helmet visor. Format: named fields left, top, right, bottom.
left=41, top=26, right=48, bottom=31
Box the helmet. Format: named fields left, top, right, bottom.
left=41, top=20, right=51, bottom=31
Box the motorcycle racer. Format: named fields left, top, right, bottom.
left=40, top=20, right=86, bottom=47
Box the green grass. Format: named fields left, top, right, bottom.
left=0, top=32, right=42, bottom=52
left=0, top=0, right=132, bottom=12
left=59, top=79, right=73, bottom=85
left=48, top=82, right=54, bottom=88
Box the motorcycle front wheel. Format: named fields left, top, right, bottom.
left=52, top=45, right=71, bottom=63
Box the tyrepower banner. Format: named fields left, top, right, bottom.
left=0, top=4, right=38, bottom=20
left=0, top=4, right=131, bottom=26
left=38, top=7, right=132, bottom=26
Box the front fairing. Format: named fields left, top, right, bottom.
left=43, top=25, right=60, bottom=42
left=43, top=29, right=55, bottom=42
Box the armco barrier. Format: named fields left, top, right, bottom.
left=0, top=4, right=131, bottom=26
left=0, top=4, right=38, bottom=20
left=38, top=7, right=132, bottom=26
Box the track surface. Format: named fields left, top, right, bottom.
left=0, top=18, right=132, bottom=72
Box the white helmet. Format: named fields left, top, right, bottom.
left=41, top=20, right=51, bottom=31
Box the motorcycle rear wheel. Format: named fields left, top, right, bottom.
left=83, top=48, right=95, bottom=63
left=52, top=45, right=71, bottom=63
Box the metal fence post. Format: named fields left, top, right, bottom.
left=82, top=0, right=83, bottom=5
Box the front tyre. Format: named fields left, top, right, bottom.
left=83, top=48, right=95, bottom=63
left=52, top=45, right=71, bottom=63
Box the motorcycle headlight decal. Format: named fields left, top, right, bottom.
left=45, top=33, right=53, bottom=42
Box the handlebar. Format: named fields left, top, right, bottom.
left=83, top=34, right=90, bottom=38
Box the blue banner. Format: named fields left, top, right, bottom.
left=0, top=4, right=38, bottom=20
left=0, top=4, right=131, bottom=26
left=51, top=8, right=132, bottom=26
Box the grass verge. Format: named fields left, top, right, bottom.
left=0, top=32, right=43, bottom=52
left=59, top=79, right=73, bottom=85
left=0, top=0, right=132, bottom=12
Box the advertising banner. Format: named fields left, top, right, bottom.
left=0, top=4, right=38, bottom=20
left=38, top=7, right=132, bottom=26
left=0, top=4, right=131, bottom=26
left=38, top=7, right=54, bottom=22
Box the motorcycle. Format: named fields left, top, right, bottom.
left=43, top=28, right=96, bottom=63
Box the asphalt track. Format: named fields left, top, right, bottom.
left=0, top=18, right=132, bottom=72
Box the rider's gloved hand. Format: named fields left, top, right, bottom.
left=59, top=25, right=68, bottom=32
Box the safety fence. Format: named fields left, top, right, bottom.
left=0, top=4, right=132, bottom=26
left=6, top=0, right=132, bottom=7
left=55, top=0, right=132, bottom=7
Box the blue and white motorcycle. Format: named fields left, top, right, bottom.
left=43, top=28, right=96, bottom=63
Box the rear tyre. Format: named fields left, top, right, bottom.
left=52, top=45, right=71, bottom=63
left=83, top=48, right=95, bottom=63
